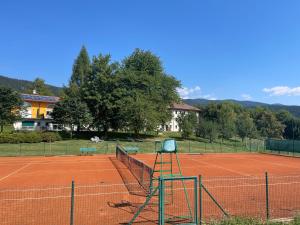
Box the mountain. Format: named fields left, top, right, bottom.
left=184, top=98, right=300, bottom=117
left=0, top=75, right=62, bottom=96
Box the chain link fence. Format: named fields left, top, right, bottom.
left=0, top=138, right=266, bottom=157
left=1, top=173, right=300, bottom=225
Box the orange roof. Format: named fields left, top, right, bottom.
left=169, top=102, right=200, bottom=111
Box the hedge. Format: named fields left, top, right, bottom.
left=0, top=132, right=62, bottom=144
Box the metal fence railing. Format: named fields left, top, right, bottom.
left=1, top=173, right=299, bottom=225
left=199, top=173, right=300, bottom=223
left=0, top=138, right=266, bottom=157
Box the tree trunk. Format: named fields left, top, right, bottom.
left=103, top=125, right=108, bottom=139
left=77, top=123, right=81, bottom=133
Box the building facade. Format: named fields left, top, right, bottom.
left=14, top=94, right=60, bottom=131
left=163, top=102, right=201, bottom=132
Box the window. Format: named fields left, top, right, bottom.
left=22, top=121, right=34, bottom=127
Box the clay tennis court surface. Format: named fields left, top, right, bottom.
left=1, top=153, right=300, bottom=224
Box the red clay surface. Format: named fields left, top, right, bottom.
left=0, top=153, right=300, bottom=224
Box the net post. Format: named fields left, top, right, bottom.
left=70, top=180, right=75, bottom=225
left=265, top=172, right=270, bottom=220
left=199, top=175, right=203, bottom=225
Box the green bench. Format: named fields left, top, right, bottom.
left=124, top=146, right=139, bottom=154
left=80, top=147, right=97, bottom=155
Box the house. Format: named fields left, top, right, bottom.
left=14, top=93, right=60, bottom=131
left=163, top=102, right=201, bottom=132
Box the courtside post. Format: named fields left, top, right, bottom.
left=199, top=175, right=203, bottom=225
left=43, top=142, right=46, bottom=156
left=70, top=180, right=75, bottom=225
left=265, top=172, right=270, bottom=220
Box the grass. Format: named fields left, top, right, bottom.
left=208, top=217, right=300, bottom=225
left=0, top=133, right=265, bottom=157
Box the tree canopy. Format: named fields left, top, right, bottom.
left=25, top=78, right=54, bottom=96
left=0, top=87, right=23, bottom=132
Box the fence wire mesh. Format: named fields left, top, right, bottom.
left=0, top=174, right=300, bottom=225
left=200, top=174, right=300, bottom=223
left=162, top=178, right=197, bottom=225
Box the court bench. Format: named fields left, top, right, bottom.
left=123, top=146, right=139, bottom=154
left=80, top=147, right=97, bottom=155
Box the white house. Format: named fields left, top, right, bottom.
left=163, top=102, right=201, bottom=132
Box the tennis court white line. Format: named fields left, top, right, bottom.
left=189, top=158, right=253, bottom=177
left=0, top=163, right=31, bottom=182
left=0, top=159, right=111, bottom=165
left=248, top=157, right=300, bottom=170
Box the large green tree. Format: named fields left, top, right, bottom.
left=217, top=102, right=237, bottom=140
left=82, top=54, right=121, bottom=135
left=118, top=49, right=180, bottom=134
left=236, top=111, right=256, bottom=141
left=25, top=78, right=53, bottom=96
left=252, top=107, right=285, bottom=138
left=275, top=110, right=297, bottom=139
left=197, top=118, right=219, bottom=143
left=70, top=46, right=91, bottom=88
left=0, top=87, right=23, bottom=132
left=176, top=112, right=197, bottom=138
left=51, top=97, right=92, bottom=137
left=60, top=47, right=92, bottom=132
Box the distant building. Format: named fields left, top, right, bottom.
left=163, top=102, right=201, bottom=132
left=14, top=93, right=60, bottom=131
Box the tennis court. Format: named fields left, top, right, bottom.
left=0, top=152, right=300, bottom=224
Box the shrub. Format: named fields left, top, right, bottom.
left=41, top=132, right=62, bottom=142
left=0, top=132, right=61, bottom=143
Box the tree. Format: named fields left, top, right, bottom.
left=118, top=49, right=180, bottom=134
left=217, top=102, right=237, bottom=139
left=25, top=78, right=53, bottom=96
left=253, top=108, right=285, bottom=138
left=176, top=112, right=197, bottom=138
left=276, top=110, right=296, bottom=139
left=52, top=98, right=92, bottom=138
left=196, top=118, right=219, bottom=143
left=70, top=46, right=91, bottom=88
left=236, top=111, right=256, bottom=141
left=61, top=47, right=92, bottom=132
left=82, top=54, right=121, bottom=135
left=0, top=87, right=23, bottom=132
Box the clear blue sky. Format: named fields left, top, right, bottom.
left=1, top=0, right=300, bottom=105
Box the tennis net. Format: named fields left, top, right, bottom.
left=116, top=145, right=153, bottom=194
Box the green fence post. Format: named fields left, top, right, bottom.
left=19, top=143, right=22, bottom=156
left=70, top=180, right=75, bottom=225
left=199, top=175, right=203, bottom=225
left=265, top=172, right=270, bottom=220
left=189, top=140, right=191, bottom=153
left=159, top=177, right=164, bottom=225
left=43, top=142, right=46, bottom=156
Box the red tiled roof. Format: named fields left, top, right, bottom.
left=169, top=102, right=200, bottom=111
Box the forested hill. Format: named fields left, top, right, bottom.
left=184, top=98, right=300, bottom=117
left=0, top=75, right=62, bottom=96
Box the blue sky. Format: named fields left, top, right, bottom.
left=1, top=0, right=300, bottom=105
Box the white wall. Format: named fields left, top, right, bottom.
left=162, top=109, right=199, bottom=132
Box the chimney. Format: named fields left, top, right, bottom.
left=33, top=89, right=37, bottom=95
